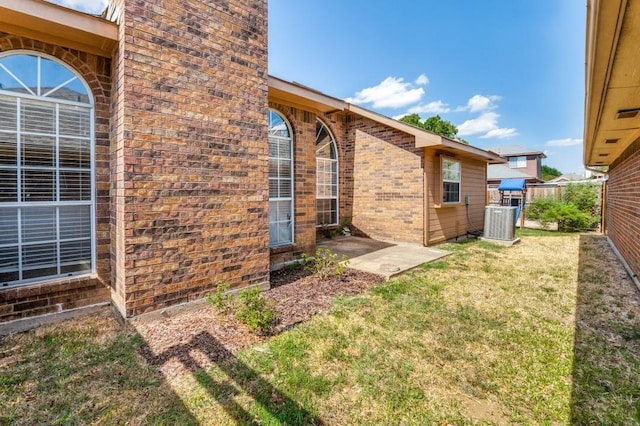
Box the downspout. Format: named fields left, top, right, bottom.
left=584, top=165, right=608, bottom=234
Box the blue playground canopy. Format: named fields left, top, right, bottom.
left=498, top=178, right=526, bottom=192
left=497, top=178, right=527, bottom=220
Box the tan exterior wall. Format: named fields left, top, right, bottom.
left=0, top=34, right=112, bottom=322
left=507, top=155, right=541, bottom=180
left=607, top=138, right=640, bottom=278
left=348, top=115, right=424, bottom=245
left=112, top=0, right=269, bottom=317
left=425, top=149, right=486, bottom=245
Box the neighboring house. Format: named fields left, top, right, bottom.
left=548, top=173, right=586, bottom=183
left=486, top=145, right=546, bottom=186
left=0, top=0, right=503, bottom=325
left=584, top=0, right=640, bottom=284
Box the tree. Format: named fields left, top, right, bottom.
left=541, top=164, right=562, bottom=181
left=399, top=114, right=468, bottom=144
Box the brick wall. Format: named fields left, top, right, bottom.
left=0, top=35, right=112, bottom=322
left=607, top=137, right=640, bottom=278
left=113, top=0, right=270, bottom=317
left=347, top=115, right=425, bottom=245
left=321, top=112, right=350, bottom=227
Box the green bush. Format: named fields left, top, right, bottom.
left=300, top=248, right=349, bottom=280
left=527, top=182, right=601, bottom=232
left=542, top=203, right=594, bottom=232
left=235, top=287, right=278, bottom=333
left=562, top=182, right=599, bottom=213
left=205, top=282, right=231, bottom=313
left=527, top=197, right=558, bottom=222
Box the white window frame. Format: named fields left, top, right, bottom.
left=315, top=119, right=339, bottom=227
left=268, top=109, right=294, bottom=247
left=0, top=51, right=95, bottom=288
left=508, top=156, right=527, bottom=168
left=442, top=158, right=461, bottom=204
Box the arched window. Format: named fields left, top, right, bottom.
left=0, top=52, right=94, bottom=286
left=268, top=110, right=294, bottom=246
left=315, top=120, right=338, bottom=226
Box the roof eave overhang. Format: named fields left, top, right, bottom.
left=0, top=0, right=118, bottom=58
left=268, top=76, right=347, bottom=113
left=346, top=104, right=505, bottom=164
left=584, top=0, right=640, bottom=167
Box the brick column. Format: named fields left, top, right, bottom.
left=112, top=0, right=269, bottom=317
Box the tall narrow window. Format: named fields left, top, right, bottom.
left=0, top=52, right=94, bottom=287
left=442, top=158, right=461, bottom=204
left=268, top=110, right=293, bottom=246
left=315, top=120, right=338, bottom=226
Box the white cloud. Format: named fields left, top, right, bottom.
left=455, top=94, right=501, bottom=113
left=458, top=111, right=518, bottom=139
left=480, top=127, right=519, bottom=139
left=345, top=76, right=425, bottom=109
left=407, top=100, right=450, bottom=114
left=415, top=74, right=429, bottom=86
left=546, top=138, right=583, bottom=147
left=49, top=0, right=108, bottom=13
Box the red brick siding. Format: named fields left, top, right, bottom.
left=0, top=35, right=111, bottom=322
left=347, top=115, right=424, bottom=245
left=113, top=0, right=269, bottom=317
left=321, top=112, right=351, bottom=228
left=607, top=138, right=640, bottom=278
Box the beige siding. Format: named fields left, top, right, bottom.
left=426, top=148, right=487, bottom=245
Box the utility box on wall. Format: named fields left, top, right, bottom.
left=484, top=206, right=517, bottom=241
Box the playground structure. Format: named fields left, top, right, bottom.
left=497, top=178, right=527, bottom=221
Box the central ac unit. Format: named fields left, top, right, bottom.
left=484, top=206, right=517, bottom=241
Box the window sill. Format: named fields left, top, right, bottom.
left=435, top=202, right=462, bottom=209
left=270, top=244, right=297, bottom=254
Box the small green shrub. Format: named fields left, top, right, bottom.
left=205, top=282, right=231, bottom=312
left=526, top=197, right=558, bottom=223
left=235, top=287, right=278, bottom=333
left=300, top=248, right=350, bottom=280
left=549, top=203, right=594, bottom=232
left=563, top=182, right=599, bottom=213
left=527, top=198, right=595, bottom=232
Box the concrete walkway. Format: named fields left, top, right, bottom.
left=317, top=236, right=451, bottom=279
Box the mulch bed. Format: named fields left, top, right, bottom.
left=134, top=268, right=384, bottom=377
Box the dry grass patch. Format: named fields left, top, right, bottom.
left=2, top=232, right=639, bottom=425
left=0, top=310, right=195, bottom=425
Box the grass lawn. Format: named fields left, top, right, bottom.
left=2, top=233, right=640, bottom=424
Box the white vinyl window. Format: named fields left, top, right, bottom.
left=508, top=156, right=527, bottom=168
left=315, top=120, right=338, bottom=226
left=268, top=110, right=294, bottom=246
left=0, top=52, right=94, bottom=287
left=442, top=158, right=461, bottom=204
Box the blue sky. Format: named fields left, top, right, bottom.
left=52, top=0, right=586, bottom=174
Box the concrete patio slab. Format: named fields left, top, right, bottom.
left=317, top=236, right=451, bottom=279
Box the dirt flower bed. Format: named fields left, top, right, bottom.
left=133, top=268, right=384, bottom=377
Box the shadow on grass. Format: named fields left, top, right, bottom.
left=0, top=312, right=199, bottom=425
left=571, top=234, right=640, bottom=424
left=141, top=331, right=322, bottom=425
